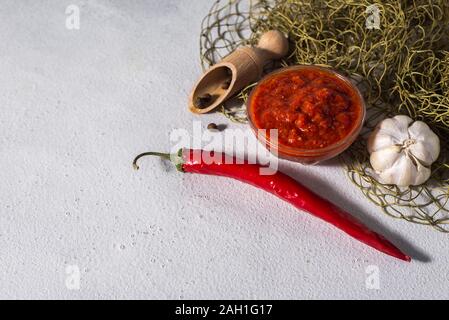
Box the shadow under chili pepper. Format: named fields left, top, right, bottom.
left=277, top=162, right=431, bottom=263
left=312, top=156, right=342, bottom=168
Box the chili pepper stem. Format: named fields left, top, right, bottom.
left=133, top=150, right=184, bottom=172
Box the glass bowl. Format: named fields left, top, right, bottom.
left=247, top=65, right=366, bottom=164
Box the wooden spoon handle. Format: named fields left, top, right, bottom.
left=255, top=30, right=290, bottom=61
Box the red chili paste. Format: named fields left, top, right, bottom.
left=249, top=67, right=362, bottom=150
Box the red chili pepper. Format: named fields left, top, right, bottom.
left=133, top=149, right=411, bottom=262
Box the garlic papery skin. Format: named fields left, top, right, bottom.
left=367, top=115, right=440, bottom=187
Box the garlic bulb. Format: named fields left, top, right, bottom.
left=367, top=115, right=440, bottom=187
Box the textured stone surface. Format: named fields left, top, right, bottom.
left=0, top=0, right=446, bottom=299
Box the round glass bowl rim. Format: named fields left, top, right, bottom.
left=247, top=65, right=366, bottom=155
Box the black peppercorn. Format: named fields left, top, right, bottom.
left=221, top=79, right=231, bottom=90
left=207, top=123, right=219, bottom=131
left=195, top=93, right=212, bottom=108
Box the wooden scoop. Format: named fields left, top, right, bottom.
left=189, top=30, right=289, bottom=114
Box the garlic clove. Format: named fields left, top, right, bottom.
left=408, top=121, right=440, bottom=163
left=411, top=158, right=432, bottom=186
left=393, top=115, right=414, bottom=130
left=408, top=142, right=435, bottom=166
left=378, top=153, right=431, bottom=187
left=370, top=145, right=402, bottom=172
left=376, top=156, right=406, bottom=186
left=408, top=120, right=435, bottom=142
left=367, top=129, right=397, bottom=153
left=376, top=116, right=411, bottom=141
left=378, top=155, right=412, bottom=187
